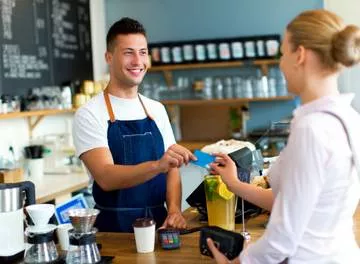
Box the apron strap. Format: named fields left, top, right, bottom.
left=103, top=89, right=154, bottom=122
left=104, top=89, right=116, bottom=123
left=138, top=94, right=154, bottom=120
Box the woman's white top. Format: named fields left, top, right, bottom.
left=240, top=94, right=360, bottom=264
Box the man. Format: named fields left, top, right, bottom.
left=73, top=17, right=196, bottom=232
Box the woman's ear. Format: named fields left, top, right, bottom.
left=295, top=45, right=306, bottom=67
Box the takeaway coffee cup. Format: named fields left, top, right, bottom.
left=133, top=218, right=156, bottom=253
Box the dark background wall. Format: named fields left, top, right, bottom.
left=0, top=0, right=93, bottom=96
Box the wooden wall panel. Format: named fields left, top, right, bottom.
left=180, top=105, right=232, bottom=141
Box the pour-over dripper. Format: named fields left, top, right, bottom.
left=68, top=208, right=100, bottom=233
left=26, top=204, right=55, bottom=227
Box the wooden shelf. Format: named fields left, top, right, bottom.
left=161, top=95, right=294, bottom=106
left=148, top=59, right=279, bottom=72
left=148, top=59, right=279, bottom=87
left=0, top=108, right=76, bottom=138
left=0, top=108, right=76, bottom=120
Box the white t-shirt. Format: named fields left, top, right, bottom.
left=73, top=92, right=176, bottom=159
left=240, top=94, right=360, bottom=264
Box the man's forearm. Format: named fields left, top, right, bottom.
left=166, top=168, right=182, bottom=213
left=97, top=161, right=164, bottom=191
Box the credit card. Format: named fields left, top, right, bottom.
left=191, top=150, right=216, bottom=170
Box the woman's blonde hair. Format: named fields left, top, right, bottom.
left=287, top=9, right=360, bottom=71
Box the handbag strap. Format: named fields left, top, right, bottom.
left=278, top=111, right=360, bottom=264
left=321, top=111, right=360, bottom=179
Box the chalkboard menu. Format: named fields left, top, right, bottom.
left=0, top=0, right=93, bottom=95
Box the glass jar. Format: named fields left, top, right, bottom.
left=233, top=77, right=243, bottom=98
left=256, top=40, right=266, bottom=58
left=214, top=78, right=224, bottom=99
left=231, top=41, right=244, bottom=59
left=150, top=47, right=161, bottom=65
left=218, top=43, right=231, bottom=60
left=244, top=40, right=256, bottom=58
left=160, top=47, right=171, bottom=64
left=243, top=78, right=253, bottom=98
left=182, top=44, right=194, bottom=62
left=203, top=77, right=213, bottom=99
left=223, top=77, right=233, bottom=99
left=195, top=44, right=206, bottom=62
left=266, top=39, right=280, bottom=57
left=171, top=46, right=183, bottom=63
left=204, top=175, right=236, bottom=231
left=206, top=43, right=218, bottom=60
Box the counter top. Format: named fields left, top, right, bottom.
left=27, top=172, right=89, bottom=203
left=95, top=206, right=360, bottom=263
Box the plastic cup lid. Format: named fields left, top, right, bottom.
left=133, top=218, right=155, bottom=228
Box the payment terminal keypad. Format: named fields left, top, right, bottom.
left=158, top=229, right=181, bottom=250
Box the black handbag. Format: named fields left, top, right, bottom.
left=199, top=226, right=245, bottom=260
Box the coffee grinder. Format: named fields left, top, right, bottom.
left=66, top=208, right=101, bottom=264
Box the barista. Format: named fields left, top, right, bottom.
left=73, top=18, right=196, bottom=232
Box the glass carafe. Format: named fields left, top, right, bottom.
left=204, top=175, right=236, bottom=231
left=66, top=228, right=100, bottom=264
left=24, top=230, right=58, bottom=263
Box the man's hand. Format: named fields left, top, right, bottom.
left=158, top=144, right=197, bottom=173
left=207, top=238, right=241, bottom=264
left=161, top=211, right=187, bottom=229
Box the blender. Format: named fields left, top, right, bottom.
left=24, top=204, right=58, bottom=263
left=66, top=208, right=101, bottom=264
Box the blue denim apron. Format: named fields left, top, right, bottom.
left=93, top=90, right=167, bottom=232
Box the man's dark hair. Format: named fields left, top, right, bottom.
left=106, top=17, right=147, bottom=52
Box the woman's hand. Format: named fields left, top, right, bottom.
left=210, top=153, right=239, bottom=190
left=207, top=238, right=241, bottom=264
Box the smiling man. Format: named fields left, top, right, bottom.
left=73, top=18, right=196, bottom=232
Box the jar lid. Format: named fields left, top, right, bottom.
left=132, top=218, right=155, bottom=228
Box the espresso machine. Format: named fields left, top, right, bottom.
left=0, top=181, right=36, bottom=263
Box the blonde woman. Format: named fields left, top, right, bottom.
left=208, top=9, right=360, bottom=264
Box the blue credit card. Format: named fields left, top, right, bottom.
left=191, top=150, right=216, bottom=169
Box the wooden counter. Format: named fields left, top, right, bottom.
left=29, top=172, right=89, bottom=204
left=96, top=206, right=360, bottom=263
